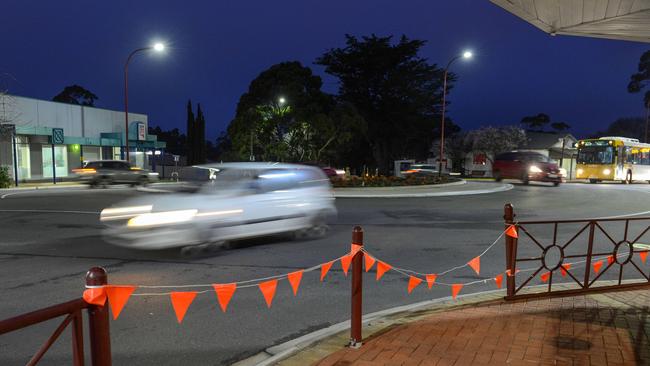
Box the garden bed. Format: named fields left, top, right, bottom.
left=331, top=175, right=461, bottom=188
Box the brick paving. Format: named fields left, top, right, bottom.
left=311, top=288, right=650, bottom=365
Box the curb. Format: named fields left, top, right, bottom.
left=333, top=182, right=513, bottom=198
left=233, top=288, right=506, bottom=366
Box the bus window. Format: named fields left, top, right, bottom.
left=577, top=146, right=614, bottom=164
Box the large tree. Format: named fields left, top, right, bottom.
left=628, top=50, right=650, bottom=108
left=592, top=117, right=646, bottom=141
left=52, top=85, right=98, bottom=106
left=316, top=34, right=455, bottom=173
left=225, top=61, right=365, bottom=164
left=465, top=126, right=527, bottom=164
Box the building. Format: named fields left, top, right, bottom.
left=0, top=94, right=166, bottom=182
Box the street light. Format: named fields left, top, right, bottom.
left=278, top=97, right=286, bottom=105
left=438, top=50, right=473, bottom=177
left=124, top=42, right=166, bottom=162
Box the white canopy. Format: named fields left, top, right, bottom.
left=490, top=0, right=650, bottom=43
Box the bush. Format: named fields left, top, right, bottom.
left=0, top=166, right=11, bottom=188
left=331, top=174, right=459, bottom=188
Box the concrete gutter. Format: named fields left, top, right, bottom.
left=333, top=181, right=513, bottom=198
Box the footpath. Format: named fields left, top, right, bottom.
left=274, top=285, right=650, bottom=366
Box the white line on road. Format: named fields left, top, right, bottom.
left=0, top=209, right=99, bottom=215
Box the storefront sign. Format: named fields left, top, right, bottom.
left=52, top=128, right=64, bottom=144
left=137, top=123, right=146, bottom=141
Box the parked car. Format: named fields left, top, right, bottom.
left=73, top=160, right=159, bottom=187
left=99, top=162, right=337, bottom=252
left=401, top=164, right=438, bottom=177
left=492, top=152, right=562, bottom=186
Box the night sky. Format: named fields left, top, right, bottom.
left=2, top=0, right=648, bottom=140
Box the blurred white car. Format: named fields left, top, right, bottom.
left=100, top=163, right=337, bottom=251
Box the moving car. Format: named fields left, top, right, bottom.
left=321, top=167, right=345, bottom=179
left=401, top=164, right=438, bottom=177
left=99, top=163, right=337, bottom=251
left=492, top=151, right=563, bottom=186
left=73, top=160, right=159, bottom=187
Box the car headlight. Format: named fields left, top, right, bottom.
left=559, top=168, right=567, bottom=177
left=529, top=166, right=543, bottom=173
left=127, top=209, right=197, bottom=227
left=603, top=169, right=611, bottom=175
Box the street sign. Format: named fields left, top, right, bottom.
left=173, top=155, right=180, bottom=162
left=52, top=128, right=64, bottom=144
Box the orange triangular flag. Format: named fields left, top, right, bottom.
left=505, top=269, right=520, bottom=277
left=505, top=225, right=518, bottom=238
left=350, top=244, right=362, bottom=257
left=105, top=285, right=136, bottom=320
left=407, top=276, right=422, bottom=294
left=494, top=274, right=504, bottom=289
left=560, top=263, right=572, bottom=277
left=170, top=292, right=197, bottom=324
left=639, top=251, right=648, bottom=264
left=364, top=255, right=376, bottom=272
left=607, top=255, right=615, bottom=265
left=425, top=274, right=437, bottom=289
left=340, top=255, right=353, bottom=276
left=258, top=279, right=278, bottom=308
left=593, top=260, right=604, bottom=274
left=540, top=272, right=551, bottom=283
left=287, top=270, right=303, bottom=296
left=451, top=284, right=463, bottom=299
left=376, top=261, right=392, bottom=280
left=468, top=256, right=481, bottom=275
left=83, top=287, right=106, bottom=306
left=320, top=261, right=333, bottom=281
left=212, top=283, right=237, bottom=313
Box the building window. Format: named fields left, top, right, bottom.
left=16, top=143, right=31, bottom=179
left=42, top=145, right=68, bottom=178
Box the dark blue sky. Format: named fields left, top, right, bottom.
left=2, top=0, right=648, bottom=140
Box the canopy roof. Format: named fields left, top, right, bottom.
left=490, top=0, right=650, bottom=43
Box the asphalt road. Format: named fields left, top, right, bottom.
left=2, top=182, right=650, bottom=365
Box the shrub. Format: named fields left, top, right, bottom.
left=0, top=166, right=11, bottom=188
left=331, top=174, right=459, bottom=188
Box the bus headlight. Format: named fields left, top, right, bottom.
left=603, top=169, right=611, bottom=175
left=529, top=166, right=542, bottom=173
left=577, top=168, right=584, bottom=175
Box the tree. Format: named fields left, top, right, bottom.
left=186, top=100, right=195, bottom=164
left=196, top=103, right=206, bottom=163
left=147, top=126, right=187, bottom=156
left=592, top=117, right=646, bottom=141
left=316, top=34, right=456, bottom=173
left=628, top=50, right=650, bottom=108
left=551, top=122, right=571, bottom=132
left=465, top=126, right=527, bottom=163
left=520, top=113, right=550, bottom=131
left=52, top=85, right=98, bottom=106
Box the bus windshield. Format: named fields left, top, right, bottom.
left=577, top=146, right=614, bottom=164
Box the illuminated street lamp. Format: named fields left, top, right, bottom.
left=124, top=42, right=166, bottom=162
left=438, top=50, right=473, bottom=177
left=278, top=97, right=286, bottom=105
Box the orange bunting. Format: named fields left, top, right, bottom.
left=407, top=276, right=422, bottom=294
left=287, top=271, right=303, bottom=296
left=505, top=269, right=520, bottom=277
left=540, top=272, right=551, bottom=283
left=258, top=279, right=278, bottom=308
left=350, top=244, right=362, bottom=257
left=560, top=263, right=571, bottom=277
left=451, top=284, right=463, bottom=299
left=592, top=260, right=604, bottom=274
left=170, top=292, right=197, bottom=324
left=639, top=251, right=649, bottom=264
left=340, top=255, right=353, bottom=276
left=320, top=261, right=333, bottom=281
left=376, top=261, right=392, bottom=280
left=607, top=255, right=615, bottom=265
left=505, top=225, right=518, bottom=238
left=468, top=256, right=481, bottom=275
left=364, top=255, right=376, bottom=272
left=425, top=274, right=437, bottom=289
left=494, top=274, right=504, bottom=289
left=105, top=285, right=136, bottom=320
left=83, top=287, right=107, bottom=306
left=212, top=283, right=237, bottom=313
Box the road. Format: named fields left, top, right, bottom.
left=2, top=182, right=650, bottom=365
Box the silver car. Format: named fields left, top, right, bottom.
left=74, top=160, right=159, bottom=187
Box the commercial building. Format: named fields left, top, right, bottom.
left=0, top=95, right=166, bottom=182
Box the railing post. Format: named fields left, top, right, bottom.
left=71, top=310, right=84, bottom=366
left=504, top=204, right=517, bottom=298
left=583, top=221, right=596, bottom=289
left=349, top=226, right=363, bottom=348
left=86, top=267, right=111, bottom=366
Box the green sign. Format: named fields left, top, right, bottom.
left=52, top=128, right=64, bottom=144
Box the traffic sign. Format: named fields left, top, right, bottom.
left=52, top=128, right=64, bottom=144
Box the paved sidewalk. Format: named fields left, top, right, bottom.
left=278, top=286, right=650, bottom=366
left=334, top=181, right=512, bottom=198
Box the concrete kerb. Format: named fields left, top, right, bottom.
left=333, top=182, right=514, bottom=198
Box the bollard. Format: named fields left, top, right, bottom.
left=86, top=267, right=112, bottom=366
left=349, top=226, right=363, bottom=348
left=504, top=204, right=517, bottom=298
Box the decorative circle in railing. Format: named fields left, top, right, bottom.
left=542, top=245, right=564, bottom=271
left=614, top=240, right=633, bottom=265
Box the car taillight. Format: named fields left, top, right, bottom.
left=73, top=168, right=96, bottom=174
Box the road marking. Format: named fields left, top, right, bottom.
left=0, top=209, right=99, bottom=215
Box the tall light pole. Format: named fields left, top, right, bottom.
left=124, top=42, right=165, bottom=162
left=438, top=50, right=472, bottom=177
